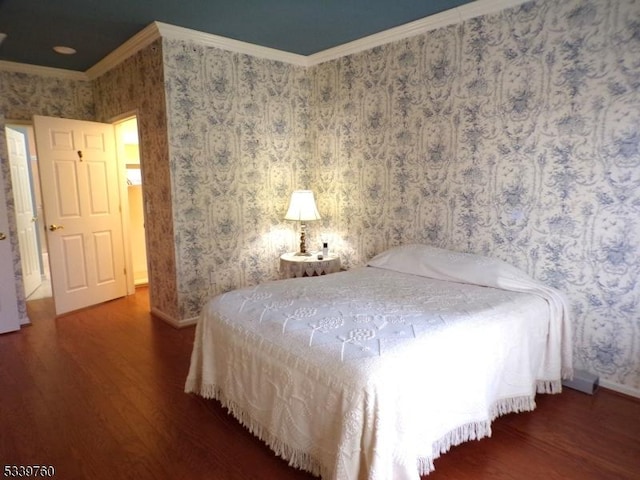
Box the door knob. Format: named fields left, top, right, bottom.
left=0, top=232, right=6, bottom=240
left=48, top=224, right=64, bottom=232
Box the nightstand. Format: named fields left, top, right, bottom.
left=280, top=252, right=341, bottom=279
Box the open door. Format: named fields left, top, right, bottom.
left=0, top=163, right=21, bottom=333
left=6, top=126, right=42, bottom=297
left=33, top=115, right=127, bottom=315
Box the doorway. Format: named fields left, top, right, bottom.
left=5, top=123, right=49, bottom=300
left=7, top=115, right=148, bottom=313
left=114, top=116, right=148, bottom=287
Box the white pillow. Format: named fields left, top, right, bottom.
left=367, top=244, right=529, bottom=287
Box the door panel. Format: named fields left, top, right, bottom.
left=93, top=231, right=116, bottom=284
left=61, top=234, right=88, bottom=290
left=6, top=127, right=41, bottom=298
left=34, top=115, right=126, bottom=315
left=87, top=162, right=110, bottom=214
left=54, top=160, right=81, bottom=216
left=50, top=129, right=74, bottom=149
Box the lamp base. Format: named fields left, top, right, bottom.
left=296, top=223, right=311, bottom=256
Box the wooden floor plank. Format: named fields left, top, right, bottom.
left=0, top=289, right=637, bottom=479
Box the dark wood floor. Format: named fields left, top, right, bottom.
left=1, top=289, right=638, bottom=479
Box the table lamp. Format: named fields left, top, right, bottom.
left=284, top=190, right=321, bottom=256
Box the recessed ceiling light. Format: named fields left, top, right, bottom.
left=53, top=45, right=77, bottom=55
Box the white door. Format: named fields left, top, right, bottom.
left=33, top=115, right=127, bottom=315
left=0, top=163, right=21, bottom=334
left=6, top=127, right=42, bottom=297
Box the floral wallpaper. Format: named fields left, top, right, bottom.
left=309, top=0, right=640, bottom=391
left=162, top=39, right=313, bottom=320
left=93, top=40, right=180, bottom=322
left=0, top=71, right=95, bottom=324
left=0, top=71, right=95, bottom=122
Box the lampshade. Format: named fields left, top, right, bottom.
left=284, top=190, right=321, bottom=222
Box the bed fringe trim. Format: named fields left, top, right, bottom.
left=417, top=393, right=538, bottom=475
left=186, top=379, right=559, bottom=478
left=536, top=379, right=563, bottom=394
left=185, top=379, right=329, bottom=478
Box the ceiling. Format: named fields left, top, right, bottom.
left=0, top=0, right=475, bottom=72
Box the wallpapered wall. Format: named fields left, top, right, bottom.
left=309, top=0, right=640, bottom=391
left=0, top=56, right=179, bottom=325
left=0, top=116, right=26, bottom=324
left=0, top=71, right=95, bottom=323
left=92, top=40, right=180, bottom=321
left=162, top=39, right=313, bottom=319
left=1, top=0, right=638, bottom=392
left=160, top=0, right=639, bottom=390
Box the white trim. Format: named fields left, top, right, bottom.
left=457, top=0, right=532, bottom=21
left=0, top=0, right=533, bottom=79
left=600, top=379, right=640, bottom=399
left=0, top=60, right=88, bottom=80
left=85, top=22, right=162, bottom=80
left=155, top=22, right=310, bottom=67
left=307, top=0, right=531, bottom=65
left=307, top=8, right=462, bottom=65
left=151, top=307, right=198, bottom=329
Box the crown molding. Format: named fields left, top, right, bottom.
left=307, top=8, right=462, bottom=66
left=456, top=0, right=532, bottom=21
left=155, top=22, right=310, bottom=67
left=307, top=0, right=531, bottom=66
left=85, top=22, right=162, bottom=80
left=0, top=0, right=532, bottom=80
left=0, top=59, right=88, bottom=81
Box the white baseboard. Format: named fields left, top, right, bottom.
left=150, top=307, right=198, bottom=329
left=600, top=379, right=640, bottom=399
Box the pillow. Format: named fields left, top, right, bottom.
left=367, top=244, right=530, bottom=288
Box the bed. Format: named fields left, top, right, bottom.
left=185, top=244, right=573, bottom=479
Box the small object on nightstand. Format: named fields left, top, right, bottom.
left=280, top=252, right=340, bottom=279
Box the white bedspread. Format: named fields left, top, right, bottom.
left=185, top=245, right=573, bottom=479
